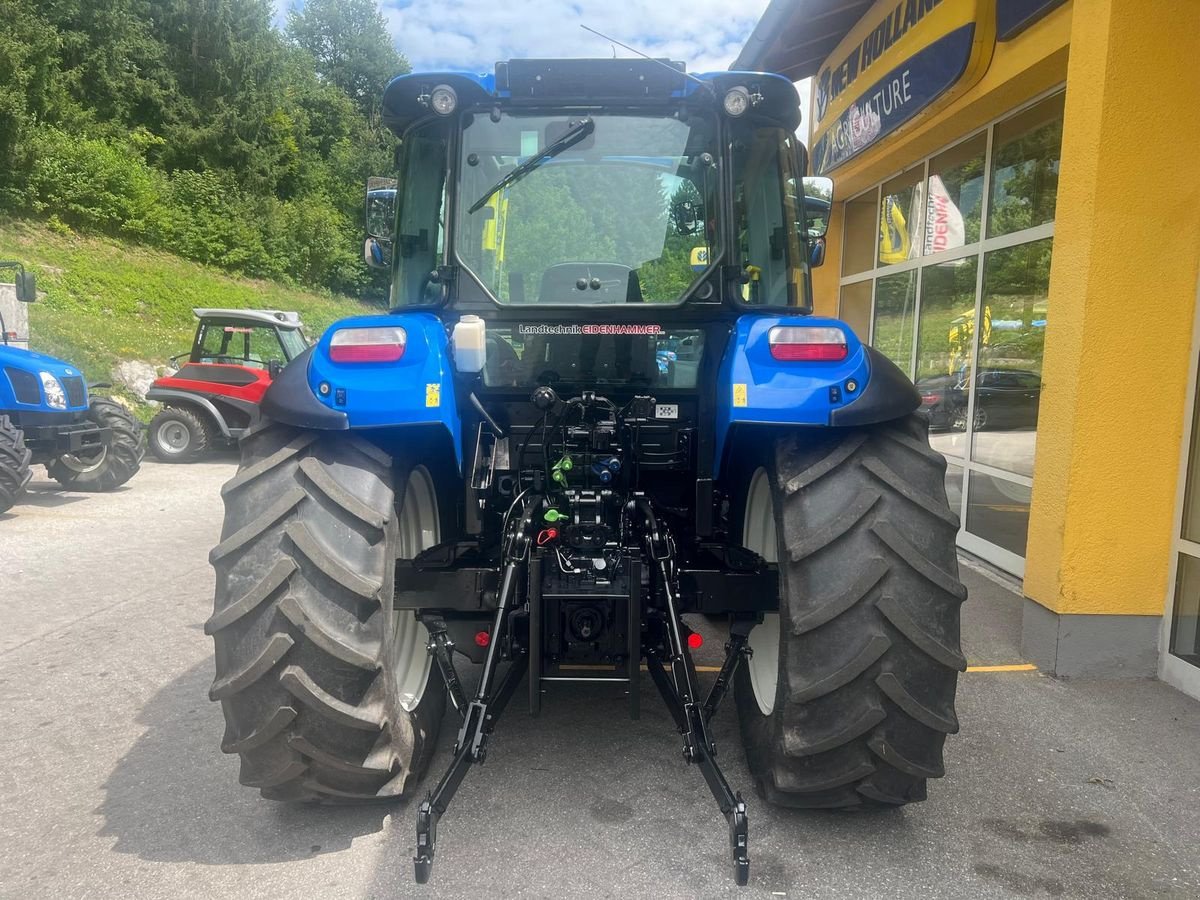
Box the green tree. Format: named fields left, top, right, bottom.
left=285, top=0, right=407, bottom=117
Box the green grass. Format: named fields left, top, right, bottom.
left=0, top=220, right=379, bottom=412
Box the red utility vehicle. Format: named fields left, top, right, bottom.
left=146, top=308, right=308, bottom=462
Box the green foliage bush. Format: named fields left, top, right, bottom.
left=0, top=0, right=406, bottom=300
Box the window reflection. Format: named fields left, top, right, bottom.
left=945, top=461, right=964, bottom=517
left=1172, top=555, right=1200, bottom=666
left=925, top=134, right=985, bottom=252
left=872, top=270, right=917, bottom=376
left=970, top=239, right=1051, bottom=477
left=966, top=470, right=1031, bottom=557
left=916, top=258, right=978, bottom=459
left=878, top=167, right=923, bottom=266
left=988, top=94, right=1065, bottom=238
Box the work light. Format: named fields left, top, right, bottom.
left=430, top=85, right=457, bottom=116
left=723, top=86, right=750, bottom=117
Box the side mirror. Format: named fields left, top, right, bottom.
left=807, top=237, right=826, bottom=268
left=365, top=176, right=398, bottom=241
left=16, top=271, right=36, bottom=303
left=802, top=176, right=834, bottom=239
left=364, top=237, right=392, bottom=270
left=268, top=359, right=284, bottom=380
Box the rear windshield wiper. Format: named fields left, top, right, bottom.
left=468, top=117, right=595, bottom=214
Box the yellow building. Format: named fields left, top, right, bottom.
left=735, top=0, right=1200, bottom=690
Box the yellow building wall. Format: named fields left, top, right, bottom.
left=810, top=2, right=1072, bottom=319
left=810, top=0, right=1200, bottom=619
left=1023, top=0, right=1200, bottom=616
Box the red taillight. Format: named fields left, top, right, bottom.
left=921, top=393, right=939, bottom=404
left=329, top=326, right=407, bottom=363
left=687, top=632, right=704, bottom=650
left=474, top=630, right=491, bottom=648
left=767, top=326, right=848, bottom=362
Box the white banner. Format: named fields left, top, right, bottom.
left=923, top=174, right=965, bottom=255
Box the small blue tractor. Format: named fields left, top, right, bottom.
left=0, top=262, right=143, bottom=514
left=206, top=60, right=965, bottom=885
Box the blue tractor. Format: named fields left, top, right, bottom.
left=206, top=60, right=965, bottom=886
left=0, top=262, right=143, bottom=514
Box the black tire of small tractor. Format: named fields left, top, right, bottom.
left=47, top=398, right=144, bottom=491
left=0, top=415, right=33, bottom=514
left=731, top=414, right=966, bottom=809
left=206, top=420, right=446, bottom=803
left=149, top=406, right=211, bottom=463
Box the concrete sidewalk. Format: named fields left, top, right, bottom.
left=0, top=462, right=1197, bottom=898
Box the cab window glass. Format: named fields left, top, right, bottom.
left=392, top=123, right=448, bottom=306
left=731, top=127, right=807, bottom=307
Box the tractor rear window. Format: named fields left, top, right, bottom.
left=453, top=112, right=719, bottom=306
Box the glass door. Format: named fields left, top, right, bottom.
left=1163, top=280, right=1200, bottom=699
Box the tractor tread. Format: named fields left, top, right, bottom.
left=299, top=456, right=388, bottom=531
left=285, top=521, right=382, bottom=599
left=876, top=594, right=968, bottom=671
left=875, top=672, right=960, bottom=734
left=240, top=757, right=307, bottom=789
left=871, top=520, right=968, bottom=601
left=221, top=432, right=317, bottom=496
left=786, top=489, right=880, bottom=562
left=790, top=558, right=888, bottom=634
left=287, top=735, right=397, bottom=777
left=221, top=706, right=297, bottom=754
left=787, top=632, right=890, bottom=702
left=204, top=558, right=297, bottom=634
left=867, top=734, right=945, bottom=779
left=734, top=414, right=964, bottom=810
left=0, top=416, right=32, bottom=514
left=209, top=487, right=305, bottom=563
left=861, top=455, right=960, bottom=527
left=782, top=432, right=867, bottom=494
left=208, top=632, right=294, bottom=700
left=47, top=397, right=143, bottom=492
left=780, top=703, right=886, bottom=757
left=278, top=595, right=380, bottom=670
left=279, top=664, right=384, bottom=731
left=209, top=421, right=444, bottom=804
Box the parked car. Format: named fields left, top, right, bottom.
left=917, top=368, right=1042, bottom=431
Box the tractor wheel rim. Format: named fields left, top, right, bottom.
left=391, top=466, right=437, bottom=713
left=157, top=421, right=190, bottom=453
left=743, top=467, right=780, bottom=716
left=59, top=445, right=108, bottom=474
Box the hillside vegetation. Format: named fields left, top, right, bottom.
left=0, top=0, right=405, bottom=297
left=0, top=221, right=378, bottom=385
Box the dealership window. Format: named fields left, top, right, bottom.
left=1165, top=302, right=1200, bottom=694
left=837, top=92, right=1064, bottom=576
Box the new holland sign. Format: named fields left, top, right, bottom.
left=812, top=0, right=997, bottom=175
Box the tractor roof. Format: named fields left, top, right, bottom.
left=193, top=308, right=304, bottom=329
left=382, top=58, right=801, bottom=135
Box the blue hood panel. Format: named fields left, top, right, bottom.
left=0, top=344, right=81, bottom=379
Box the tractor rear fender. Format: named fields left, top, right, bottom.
left=145, top=387, right=233, bottom=438
left=713, top=315, right=919, bottom=477
left=260, top=313, right=463, bottom=472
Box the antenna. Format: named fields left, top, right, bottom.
left=579, top=25, right=715, bottom=92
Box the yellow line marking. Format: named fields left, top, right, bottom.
left=562, top=663, right=1037, bottom=674
left=966, top=663, right=1037, bottom=672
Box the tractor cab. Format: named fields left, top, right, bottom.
left=146, top=308, right=308, bottom=462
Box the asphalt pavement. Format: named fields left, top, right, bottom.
left=1, top=456, right=1199, bottom=899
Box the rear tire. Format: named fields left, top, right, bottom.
left=207, top=421, right=446, bottom=802
left=731, top=415, right=966, bottom=808
left=0, top=416, right=33, bottom=514
left=149, top=406, right=211, bottom=462
left=47, top=397, right=143, bottom=491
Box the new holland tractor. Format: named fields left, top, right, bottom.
left=1, top=262, right=143, bottom=514
left=206, top=59, right=965, bottom=886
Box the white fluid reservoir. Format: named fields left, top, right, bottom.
left=453, top=315, right=487, bottom=373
